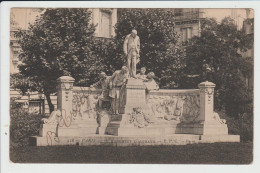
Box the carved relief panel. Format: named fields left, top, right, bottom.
left=147, top=93, right=200, bottom=123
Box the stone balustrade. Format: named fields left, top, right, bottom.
left=56, top=76, right=220, bottom=126
left=35, top=76, right=239, bottom=146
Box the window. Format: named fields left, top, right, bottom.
left=175, top=9, right=183, bottom=17
left=100, top=11, right=112, bottom=38
left=181, top=27, right=193, bottom=42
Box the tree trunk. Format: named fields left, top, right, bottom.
left=45, top=92, right=54, bottom=114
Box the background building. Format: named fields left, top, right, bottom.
left=173, top=8, right=253, bottom=42
left=10, top=8, right=44, bottom=74
left=241, top=9, right=254, bottom=90
left=173, top=8, right=206, bottom=42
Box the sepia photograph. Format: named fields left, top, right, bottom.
left=5, top=4, right=254, bottom=166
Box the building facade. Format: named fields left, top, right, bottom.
left=241, top=10, right=254, bottom=90
left=173, top=8, right=252, bottom=42
left=173, top=9, right=206, bottom=42
left=10, top=8, right=44, bottom=74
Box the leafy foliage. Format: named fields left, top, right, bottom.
left=184, top=17, right=253, bottom=119
left=102, top=9, right=186, bottom=88
left=220, top=104, right=253, bottom=142
left=10, top=99, right=42, bottom=146
left=10, top=73, right=40, bottom=95
left=15, top=9, right=106, bottom=112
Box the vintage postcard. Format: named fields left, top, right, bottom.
left=1, top=1, right=259, bottom=173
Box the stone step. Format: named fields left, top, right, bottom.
left=29, top=134, right=240, bottom=146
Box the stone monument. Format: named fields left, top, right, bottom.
left=30, top=31, right=239, bottom=146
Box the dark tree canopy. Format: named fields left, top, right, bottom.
left=184, top=17, right=253, bottom=118
left=10, top=73, right=39, bottom=96
left=102, top=9, right=186, bottom=88
left=15, top=8, right=106, bottom=112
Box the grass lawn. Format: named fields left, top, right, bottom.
left=10, top=142, right=253, bottom=164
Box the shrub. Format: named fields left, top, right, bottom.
left=10, top=100, right=42, bottom=146
left=219, top=103, right=253, bottom=142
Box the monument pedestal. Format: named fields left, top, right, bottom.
left=106, top=114, right=166, bottom=136
left=119, top=78, right=147, bottom=114
left=106, top=78, right=166, bottom=136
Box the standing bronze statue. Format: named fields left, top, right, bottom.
left=123, top=29, right=140, bottom=78
left=109, top=66, right=129, bottom=114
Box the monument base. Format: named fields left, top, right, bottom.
left=177, top=122, right=229, bottom=135
left=39, top=119, right=99, bottom=137
left=106, top=125, right=166, bottom=136
left=29, top=134, right=240, bottom=146
left=105, top=115, right=229, bottom=137
left=105, top=114, right=170, bottom=136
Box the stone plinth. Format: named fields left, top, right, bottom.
left=119, top=78, right=146, bottom=114
left=198, top=81, right=216, bottom=122
left=106, top=124, right=166, bottom=137
left=57, top=119, right=98, bottom=136
left=106, top=78, right=154, bottom=136
left=106, top=117, right=183, bottom=136
left=178, top=81, right=229, bottom=135
left=40, top=118, right=99, bottom=137
left=57, top=76, right=75, bottom=115
left=177, top=122, right=228, bottom=135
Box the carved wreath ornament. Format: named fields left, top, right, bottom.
left=200, top=87, right=214, bottom=104
left=129, top=107, right=154, bottom=128
left=206, top=88, right=214, bottom=104
left=62, top=82, right=73, bottom=90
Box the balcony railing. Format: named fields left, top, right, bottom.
left=174, top=11, right=200, bottom=21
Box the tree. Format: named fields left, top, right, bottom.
left=184, top=17, right=253, bottom=118
left=102, top=9, right=186, bottom=88
left=10, top=73, right=39, bottom=96
left=15, top=9, right=105, bottom=113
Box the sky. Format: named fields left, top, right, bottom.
left=203, top=8, right=254, bottom=29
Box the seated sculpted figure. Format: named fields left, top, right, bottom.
left=136, top=67, right=147, bottom=81
left=143, top=72, right=159, bottom=91
left=90, top=72, right=111, bottom=108
left=109, top=66, right=129, bottom=114
left=42, top=109, right=61, bottom=124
